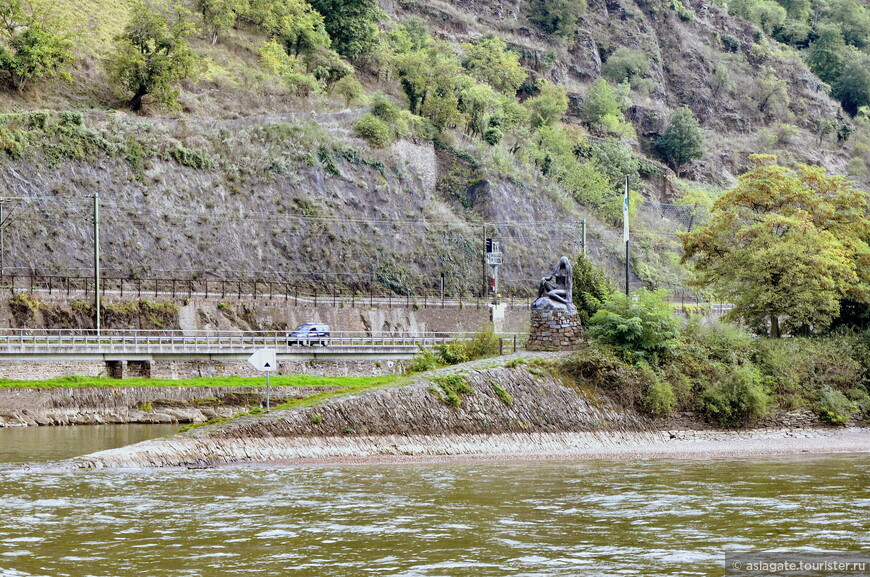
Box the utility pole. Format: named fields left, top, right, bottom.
left=94, top=192, right=101, bottom=334
left=623, top=177, right=630, bottom=296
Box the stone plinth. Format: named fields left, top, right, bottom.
left=526, top=309, right=583, bottom=351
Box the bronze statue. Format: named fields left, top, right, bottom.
left=532, top=256, right=576, bottom=312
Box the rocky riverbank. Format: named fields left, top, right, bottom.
left=55, top=358, right=868, bottom=469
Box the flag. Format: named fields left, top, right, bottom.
left=623, top=178, right=629, bottom=243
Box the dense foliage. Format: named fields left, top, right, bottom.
left=0, top=0, right=72, bottom=91
left=566, top=314, right=870, bottom=427
left=107, top=0, right=199, bottom=111
left=682, top=154, right=870, bottom=337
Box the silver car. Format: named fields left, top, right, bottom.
left=287, top=323, right=331, bottom=346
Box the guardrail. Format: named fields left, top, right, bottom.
left=0, top=329, right=528, bottom=355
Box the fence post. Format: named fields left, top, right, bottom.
left=238, top=281, right=241, bottom=300
left=137, top=278, right=141, bottom=298
left=269, top=281, right=273, bottom=300
left=314, top=289, right=318, bottom=307
left=294, top=285, right=298, bottom=306
left=513, top=334, right=517, bottom=353
left=499, top=338, right=503, bottom=356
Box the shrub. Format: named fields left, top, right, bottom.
left=641, top=374, right=676, bottom=417
left=654, top=107, right=704, bottom=172
left=601, top=47, right=649, bottom=87
left=526, top=0, right=586, bottom=36
left=354, top=113, right=393, bottom=148
left=815, top=386, right=856, bottom=425
left=406, top=346, right=442, bottom=373
left=586, top=289, right=681, bottom=364
left=700, top=364, right=770, bottom=427
left=571, top=253, right=613, bottom=324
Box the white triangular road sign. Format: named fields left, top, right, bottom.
left=248, top=349, right=277, bottom=372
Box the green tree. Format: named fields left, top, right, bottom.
left=806, top=23, right=847, bottom=85
left=245, top=0, right=330, bottom=56
left=394, top=43, right=465, bottom=129
left=107, top=0, right=200, bottom=111
left=681, top=155, right=870, bottom=337
left=580, top=78, right=631, bottom=134
left=572, top=253, right=613, bottom=324
left=0, top=0, right=72, bottom=91
left=461, top=34, right=526, bottom=94
left=654, top=107, right=704, bottom=173
left=308, top=0, right=382, bottom=59
left=833, top=50, right=870, bottom=115
left=526, top=0, right=586, bottom=37
left=601, top=47, right=649, bottom=87
left=195, top=0, right=241, bottom=44
left=586, top=289, right=681, bottom=364
left=524, top=79, right=568, bottom=128
left=259, top=38, right=321, bottom=94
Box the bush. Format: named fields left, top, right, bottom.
left=406, top=346, right=442, bottom=373
left=654, top=107, right=704, bottom=172
left=641, top=374, right=676, bottom=417
left=526, top=0, right=586, bottom=36
left=700, top=364, right=770, bottom=427
left=571, top=253, right=613, bottom=324
left=601, top=47, right=649, bottom=87
left=586, top=289, right=681, bottom=364
left=815, top=386, right=856, bottom=425
left=354, top=113, right=393, bottom=148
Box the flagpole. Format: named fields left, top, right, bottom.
left=624, top=177, right=630, bottom=296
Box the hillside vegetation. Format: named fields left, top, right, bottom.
left=0, top=0, right=867, bottom=300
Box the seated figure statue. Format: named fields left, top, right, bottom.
left=532, top=256, right=576, bottom=312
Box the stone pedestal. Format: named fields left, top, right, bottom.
left=526, top=309, right=583, bottom=351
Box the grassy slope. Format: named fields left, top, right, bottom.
left=0, top=374, right=400, bottom=389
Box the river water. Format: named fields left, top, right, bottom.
left=0, top=427, right=867, bottom=577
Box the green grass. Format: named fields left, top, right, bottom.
left=0, top=374, right=401, bottom=389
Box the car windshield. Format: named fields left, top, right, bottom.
left=294, top=325, right=316, bottom=331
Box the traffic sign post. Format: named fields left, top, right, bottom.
left=248, top=349, right=277, bottom=412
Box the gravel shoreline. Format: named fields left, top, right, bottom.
left=234, top=427, right=870, bottom=467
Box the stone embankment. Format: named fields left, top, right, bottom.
left=69, top=365, right=658, bottom=468
left=0, top=386, right=335, bottom=427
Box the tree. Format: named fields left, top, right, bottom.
left=461, top=34, right=526, bottom=95
left=571, top=253, right=612, bottom=325
left=0, top=0, right=72, bottom=91
left=526, top=0, right=586, bottom=37
left=580, top=78, right=629, bottom=129
left=195, top=0, right=241, bottom=44
left=107, top=0, right=199, bottom=111
left=601, top=47, right=649, bottom=86
left=654, top=107, right=704, bottom=173
left=833, top=50, right=870, bottom=115
left=524, top=79, right=568, bottom=128
left=245, top=0, right=330, bottom=57
left=681, top=155, right=870, bottom=337
left=308, top=0, right=382, bottom=59
left=806, top=23, right=847, bottom=85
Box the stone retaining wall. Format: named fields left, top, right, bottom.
left=0, top=385, right=335, bottom=427
left=0, top=358, right=404, bottom=381
left=526, top=310, right=583, bottom=351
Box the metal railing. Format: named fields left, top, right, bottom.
left=0, top=328, right=528, bottom=354
left=0, top=274, right=538, bottom=310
